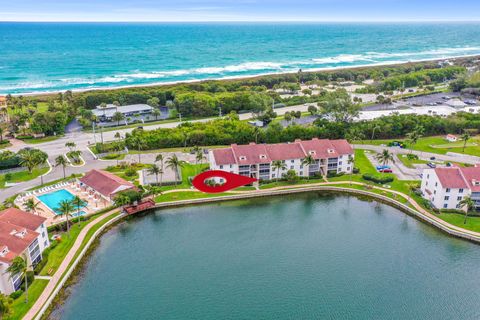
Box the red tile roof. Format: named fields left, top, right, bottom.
left=0, top=208, right=45, bottom=264
left=231, top=143, right=271, bottom=165
left=265, top=143, right=305, bottom=161
left=0, top=208, right=46, bottom=231
left=211, top=139, right=353, bottom=165
left=459, top=166, right=480, bottom=192
left=434, top=167, right=469, bottom=189
left=211, top=148, right=236, bottom=166
left=79, top=169, right=135, bottom=198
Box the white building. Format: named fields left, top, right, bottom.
left=445, top=134, right=458, bottom=142
left=420, top=166, right=480, bottom=210
left=0, top=208, right=50, bottom=295
left=209, top=138, right=354, bottom=181
left=93, top=104, right=154, bottom=122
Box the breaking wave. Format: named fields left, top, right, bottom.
left=2, top=46, right=480, bottom=94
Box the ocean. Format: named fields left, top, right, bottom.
left=1, top=22, right=480, bottom=94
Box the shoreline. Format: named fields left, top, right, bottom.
left=9, top=53, right=480, bottom=97
left=35, top=185, right=480, bottom=319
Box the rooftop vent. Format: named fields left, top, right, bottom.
left=0, top=246, right=9, bottom=257
left=239, top=156, right=247, bottom=161
left=327, top=149, right=335, bottom=154
left=259, top=154, right=267, bottom=159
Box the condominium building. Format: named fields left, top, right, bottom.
left=0, top=208, right=50, bottom=295
left=420, top=166, right=480, bottom=210
left=209, top=138, right=354, bottom=181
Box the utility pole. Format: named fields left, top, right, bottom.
left=92, top=120, right=97, bottom=144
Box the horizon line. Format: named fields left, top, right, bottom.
left=2, top=19, right=480, bottom=23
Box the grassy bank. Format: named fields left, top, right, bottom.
left=0, top=167, right=49, bottom=188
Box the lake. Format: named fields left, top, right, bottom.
left=51, top=193, right=480, bottom=319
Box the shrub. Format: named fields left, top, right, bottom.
left=406, top=154, right=419, bottom=160
left=283, top=170, right=299, bottom=183
left=20, top=271, right=35, bottom=291
left=362, top=173, right=394, bottom=184
left=103, top=153, right=120, bottom=160
left=9, top=290, right=23, bottom=300
left=124, top=167, right=137, bottom=177
left=352, top=167, right=360, bottom=174
left=327, top=171, right=345, bottom=178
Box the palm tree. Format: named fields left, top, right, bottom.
left=18, top=149, right=48, bottom=185
left=130, top=136, right=146, bottom=163
left=271, top=160, right=287, bottom=182
left=112, top=111, right=125, bottom=126
left=370, top=124, right=381, bottom=142
left=152, top=108, right=161, bottom=121
left=458, top=196, right=476, bottom=224
left=6, top=255, right=28, bottom=303
left=406, top=130, right=421, bottom=154
left=55, top=155, right=68, bottom=179
left=347, top=155, right=355, bottom=185
left=56, top=199, right=74, bottom=234
left=65, top=141, right=76, bottom=152
left=147, top=164, right=161, bottom=185
left=155, top=154, right=164, bottom=186
left=114, top=131, right=121, bottom=141
left=166, top=154, right=184, bottom=185
left=0, top=126, right=4, bottom=143
left=71, top=196, right=84, bottom=223
left=114, top=193, right=131, bottom=212
left=24, top=198, right=41, bottom=214
left=461, top=131, right=471, bottom=153
left=376, top=149, right=395, bottom=175
left=301, top=155, right=315, bottom=180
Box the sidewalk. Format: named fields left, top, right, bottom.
left=24, top=208, right=120, bottom=320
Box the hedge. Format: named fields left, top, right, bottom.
left=362, top=173, right=394, bottom=184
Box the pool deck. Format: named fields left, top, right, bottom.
left=18, top=183, right=111, bottom=226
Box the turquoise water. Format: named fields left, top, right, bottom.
left=1, top=23, right=480, bottom=94
left=37, top=189, right=82, bottom=215
left=51, top=193, right=480, bottom=320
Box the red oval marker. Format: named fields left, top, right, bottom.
left=192, top=170, right=257, bottom=193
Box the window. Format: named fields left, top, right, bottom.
left=42, top=232, right=45, bottom=238
left=291, top=160, right=294, bottom=163
left=299, top=172, right=303, bottom=176
left=300, top=165, right=303, bottom=169
left=229, top=164, right=232, bottom=169
left=459, top=188, right=464, bottom=193
left=446, top=188, right=451, bottom=193
left=457, top=196, right=463, bottom=201
left=290, top=166, right=294, bottom=170
left=339, top=161, right=342, bottom=165
left=44, top=240, right=48, bottom=247
left=434, top=190, right=436, bottom=195
left=443, top=204, right=448, bottom=208
left=426, top=182, right=428, bottom=186
left=272, top=174, right=276, bottom=178
left=219, top=165, right=223, bottom=169
left=347, top=167, right=350, bottom=171
left=427, top=174, right=430, bottom=179
left=444, top=196, right=449, bottom=201
left=435, top=182, right=438, bottom=187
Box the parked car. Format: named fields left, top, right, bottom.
left=379, top=169, right=393, bottom=173
left=430, top=156, right=436, bottom=160
left=376, top=165, right=391, bottom=170
left=427, top=162, right=436, bottom=168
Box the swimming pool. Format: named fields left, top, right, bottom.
left=37, top=189, right=86, bottom=215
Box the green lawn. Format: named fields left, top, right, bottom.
left=21, top=135, right=61, bottom=144
left=39, top=222, right=86, bottom=276
left=396, top=154, right=430, bottom=168
left=0, top=141, right=12, bottom=149
left=435, top=212, right=480, bottom=232
left=6, top=279, right=49, bottom=320
left=357, top=135, right=480, bottom=157
left=0, top=167, right=49, bottom=188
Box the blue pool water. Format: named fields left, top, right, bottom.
left=38, top=189, right=85, bottom=215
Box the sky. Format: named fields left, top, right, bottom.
left=1, top=0, right=480, bottom=22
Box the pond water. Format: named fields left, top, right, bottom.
left=51, top=193, right=480, bottom=320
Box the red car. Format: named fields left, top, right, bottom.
left=379, top=169, right=393, bottom=173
